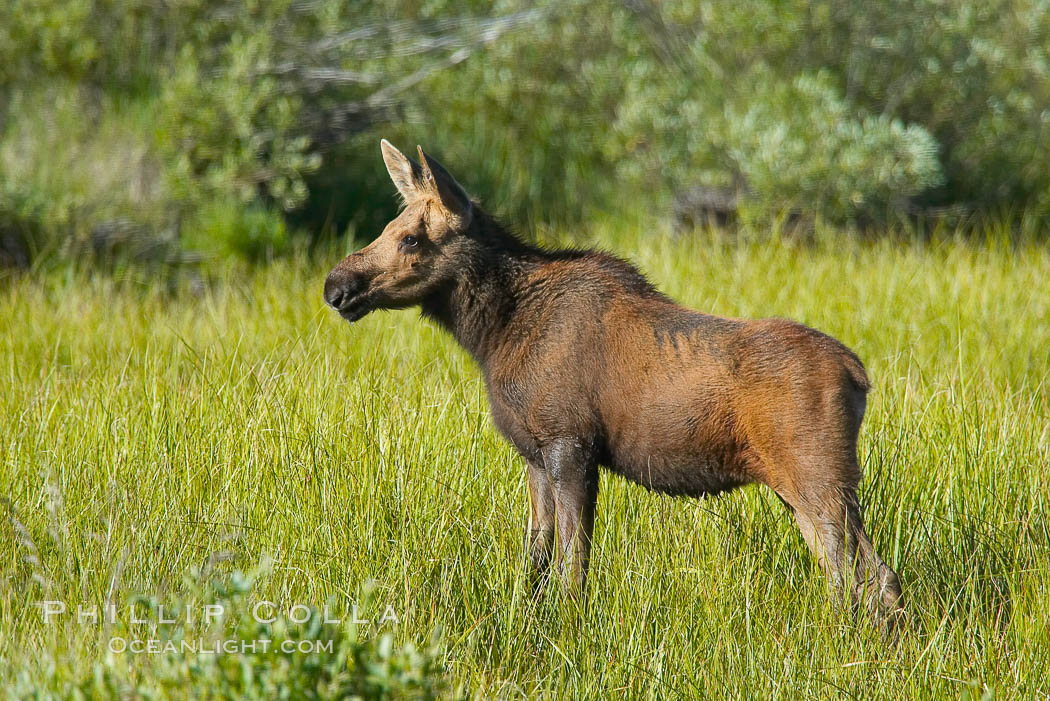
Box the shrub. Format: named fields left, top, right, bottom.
left=4, top=562, right=450, bottom=700
left=186, top=200, right=291, bottom=264
left=4, top=0, right=1050, bottom=267
left=605, top=0, right=1050, bottom=223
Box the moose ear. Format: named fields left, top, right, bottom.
left=417, top=146, right=473, bottom=227
left=381, top=139, right=425, bottom=201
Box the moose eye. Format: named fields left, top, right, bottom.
left=401, top=234, right=420, bottom=249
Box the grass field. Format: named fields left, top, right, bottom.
left=2, top=218, right=1049, bottom=698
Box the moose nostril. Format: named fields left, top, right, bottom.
left=324, top=267, right=369, bottom=309
left=324, top=270, right=352, bottom=308
left=324, top=284, right=343, bottom=309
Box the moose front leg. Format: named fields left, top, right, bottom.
left=543, top=439, right=599, bottom=596
left=526, top=459, right=556, bottom=591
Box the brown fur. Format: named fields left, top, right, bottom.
left=324, top=141, right=904, bottom=632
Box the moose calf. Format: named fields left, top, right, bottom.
left=324, top=140, right=904, bottom=630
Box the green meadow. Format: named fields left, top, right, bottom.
left=2, top=220, right=1048, bottom=698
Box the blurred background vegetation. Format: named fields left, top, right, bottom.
left=1, top=0, right=1048, bottom=269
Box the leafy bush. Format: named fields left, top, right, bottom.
left=605, top=0, right=1050, bottom=223
left=186, top=200, right=291, bottom=263
left=798, top=0, right=1050, bottom=214
left=0, top=85, right=171, bottom=266
left=155, top=0, right=324, bottom=211
left=723, top=72, right=944, bottom=219
left=3, top=0, right=1050, bottom=268
left=4, top=562, right=449, bottom=700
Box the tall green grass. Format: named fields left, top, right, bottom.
left=1, top=219, right=1048, bottom=697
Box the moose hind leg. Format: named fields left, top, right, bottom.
left=842, top=488, right=905, bottom=634
left=790, top=485, right=904, bottom=634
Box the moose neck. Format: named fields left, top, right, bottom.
left=420, top=211, right=539, bottom=370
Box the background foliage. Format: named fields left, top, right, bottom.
left=1, top=0, right=1049, bottom=267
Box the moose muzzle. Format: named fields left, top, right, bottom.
left=324, top=263, right=373, bottom=323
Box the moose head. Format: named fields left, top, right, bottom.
left=323, top=140, right=474, bottom=322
